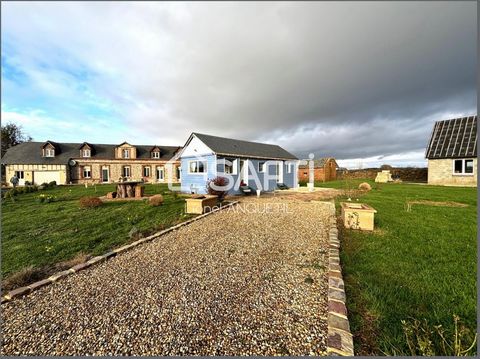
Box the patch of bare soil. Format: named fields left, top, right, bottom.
left=406, top=200, right=468, bottom=208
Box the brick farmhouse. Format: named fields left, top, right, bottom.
left=2, top=141, right=181, bottom=186
left=425, top=115, right=477, bottom=186
left=298, top=157, right=338, bottom=183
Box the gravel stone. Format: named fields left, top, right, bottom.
left=1, top=199, right=333, bottom=356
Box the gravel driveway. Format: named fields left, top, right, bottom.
left=1, top=199, right=333, bottom=355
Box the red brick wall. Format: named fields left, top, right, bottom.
left=298, top=162, right=337, bottom=182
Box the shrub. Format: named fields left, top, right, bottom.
left=79, top=196, right=103, bottom=209
left=149, top=194, right=164, bottom=207
left=358, top=182, right=372, bottom=191
left=25, top=181, right=32, bottom=186
left=206, top=176, right=229, bottom=201
left=36, top=194, right=57, bottom=203
left=48, top=181, right=57, bottom=187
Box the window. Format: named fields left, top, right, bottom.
left=465, top=159, right=474, bottom=174
left=123, top=149, right=130, bottom=158
left=152, top=151, right=160, bottom=159
left=15, top=171, right=24, bottom=179
left=453, top=159, right=474, bottom=175
left=45, top=148, right=55, bottom=157
left=82, top=149, right=91, bottom=158
left=143, top=166, right=151, bottom=177
left=176, top=166, right=181, bottom=180
left=258, top=161, right=266, bottom=173
left=83, top=166, right=91, bottom=178
left=286, top=163, right=293, bottom=174
left=157, top=167, right=164, bottom=180
left=123, top=166, right=131, bottom=177
left=222, top=159, right=234, bottom=174
left=189, top=160, right=206, bottom=174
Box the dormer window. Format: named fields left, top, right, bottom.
left=82, top=149, right=91, bottom=158
left=152, top=151, right=160, bottom=159
left=45, top=148, right=55, bottom=157
left=123, top=149, right=130, bottom=158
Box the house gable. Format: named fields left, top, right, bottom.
left=41, top=141, right=58, bottom=157
left=179, top=134, right=215, bottom=158
left=115, top=142, right=137, bottom=159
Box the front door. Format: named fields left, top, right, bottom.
left=15, top=171, right=25, bottom=186
left=102, top=166, right=109, bottom=183
left=156, top=167, right=164, bottom=181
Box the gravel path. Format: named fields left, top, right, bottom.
left=1, top=199, right=333, bottom=355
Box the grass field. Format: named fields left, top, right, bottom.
left=319, top=179, right=477, bottom=355
left=1, top=184, right=192, bottom=284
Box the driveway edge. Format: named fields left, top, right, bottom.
left=1, top=200, right=239, bottom=304
left=326, top=202, right=354, bottom=356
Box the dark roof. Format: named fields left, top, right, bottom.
left=1, top=142, right=181, bottom=165
left=298, top=157, right=337, bottom=169
left=425, top=116, right=477, bottom=159
left=191, top=133, right=298, bottom=160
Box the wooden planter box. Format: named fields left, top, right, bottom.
left=341, top=202, right=377, bottom=231
left=185, top=195, right=219, bottom=214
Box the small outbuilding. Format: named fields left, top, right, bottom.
left=298, top=157, right=338, bottom=182
left=425, top=115, right=477, bottom=186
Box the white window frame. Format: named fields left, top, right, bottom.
left=286, top=162, right=294, bottom=174
left=45, top=148, right=55, bottom=157
left=143, top=166, right=151, bottom=177
left=83, top=166, right=91, bottom=179
left=123, top=166, right=131, bottom=177
left=258, top=161, right=266, bottom=173
left=220, top=158, right=235, bottom=174
left=82, top=149, right=91, bottom=158
left=157, top=166, right=165, bottom=180
left=152, top=151, right=160, bottom=159
left=15, top=171, right=24, bottom=179
left=123, top=149, right=130, bottom=159
left=452, top=159, right=474, bottom=176
left=188, top=160, right=207, bottom=174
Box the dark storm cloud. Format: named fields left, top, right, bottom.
left=2, top=2, right=476, bottom=165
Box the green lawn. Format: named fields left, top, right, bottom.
left=320, top=179, right=477, bottom=355
left=1, top=184, right=192, bottom=281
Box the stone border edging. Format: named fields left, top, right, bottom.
left=326, top=202, right=354, bottom=356
left=1, top=200, right=240, bottom=304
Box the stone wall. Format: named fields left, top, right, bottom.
left=71, top=160, right=180, bottom=184
left=337, top=167, right=428, bottom=182
left=428, top=158, right=477, bottom=186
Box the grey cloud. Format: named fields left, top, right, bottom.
left=2, top=2, right=476, bottom=163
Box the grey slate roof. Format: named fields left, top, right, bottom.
left=1, top=141, right=181, bottom=165
left=425, top=116, right=477, bottom=159
left=192, top=133, right=298, bottom=160
left=298, top=157, right=337, bottom=169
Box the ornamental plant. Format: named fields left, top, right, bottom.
left=206, top=176, right=229, bottom=202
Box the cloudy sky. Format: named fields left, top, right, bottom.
left=1, top=1, right=476, bottom=168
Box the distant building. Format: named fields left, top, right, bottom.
left=298, top=157, right=338, bottom=182
left=425, top=115, right=477, bottom=186
left=1, top=141, right=181, bottom=186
